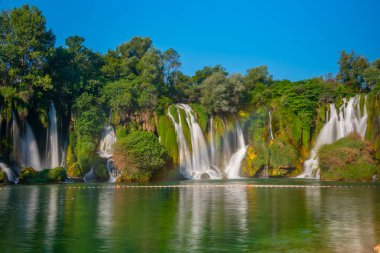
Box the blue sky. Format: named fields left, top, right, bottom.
left=1, top=0, right=379, bottom=80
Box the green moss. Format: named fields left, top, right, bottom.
left=318, top=134, right=379, bottom=181
left=168, top=105, right=178, bottom=123
left=365, top=93, right=380, bottom=159
left=0, top=171, right=5, bottom=183
left=157, top=115, right=179, bottom=164
left=270, top=138, right=298, bottom=169
left=178, top=108, right=192, bottom=151
left=191, top=103, right=209, bottom=133
left=67, top=162, right=83, bottom=177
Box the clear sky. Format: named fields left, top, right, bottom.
left=1, top=0, right=379, bottom=80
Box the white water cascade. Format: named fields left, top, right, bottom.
left=0, top=162, right=17, bottom=183
left=46, top=102, right=60, bottom=168
left=98, top=125, right=120, bottom=182
left=298, top=95, right=368, bottom=179
left=22, top=122, right=42, bottom=170
left=168, top=104, right=247, bottom=180
left=224, top=123, right=248, bottom=179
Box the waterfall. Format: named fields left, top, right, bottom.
left=224, top=123, right=248, bottom=179
left=98, top=125, right=120, bottom=182
left=0, top=162, right=18, bottom=184
left=12, top=112, right=21, bottom=163
left=268, top=109, right=274, bottom=141
left=98, top=125, right=116, bottom=159
left=298, top=95, right=368, bottom=179
left=47, top=102, right=60, bottom=168
left=168, top=104, right=247, bottom=180
left=83, top=166, right=96, bottom=182
left=22, top=122, right=42, bottom=170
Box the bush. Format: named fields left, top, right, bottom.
left=47, top=167, right=67, bottom=182
left=20, top=167, right=67, bottom=184
left=318, top=134, right=379, bottom=181
left=113, top=130, right=168, bottom=182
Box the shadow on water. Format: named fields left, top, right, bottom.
left=0, top=180, right=379, bottom=252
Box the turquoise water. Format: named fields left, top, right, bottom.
left=0, top=179, right=379, bottom=252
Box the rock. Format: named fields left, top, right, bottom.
left=200, top=173, right=210, bottom=180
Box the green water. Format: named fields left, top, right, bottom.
left=0, top=179, right=379, bottom=253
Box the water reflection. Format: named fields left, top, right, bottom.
left=45, top=187, right=58, bottom=252
left=175, top=186, right=248, bottom=251
left=0, top=183, right=379, bottom=252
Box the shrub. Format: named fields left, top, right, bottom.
left=318, top=134, right=379, bottom=181
left=113, top=130, right=168, bottom=182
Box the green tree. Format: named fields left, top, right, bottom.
left=200, top=72, right=245, bottom=114
left=337, top=50, right=369, bottom=89
left=192, top=65, right=228, bottom=85
left=163, top=48, right=181, bottom=87
left=364, top=59, right=380, bottom=89
left=0, top=4, right=55, bottom=114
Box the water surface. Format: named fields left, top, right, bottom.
left=0, top=179, right=379, bottom=252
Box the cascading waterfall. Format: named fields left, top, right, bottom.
left=224, top=123, right=248, bottom=179
left=0, top=162, right=17, bottom=183
left=46, top=102, right=60, bottom=168
left=98, top=125, right=120, bottom=182
left=11, top=104, right=66, bottom=171
left=298, top=95, right=368, bottom=179
left=268, top=109, right=274, bottom=141
left=262, top=109, right=274, bottom=178
left=168, top=104, right=247, bottom=180
left=83, top=165, right=96, bottom=182
left=21, top=121, right=42, bottom=170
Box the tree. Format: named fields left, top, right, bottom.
left=244, top=65, right=272, bottom=89
left=200, top=72, right=245, bottom=114
left=0, top=4, right=55, bottom=114
left=116, top=36, right=152, bottom=76
left=337, top=50, right=369, bottom=89
left=101, top=79, right=136, bottom=120
left=364, top=59, right=380, bottom=89
left=192, top=65, right=228, bottom=85
left=163, top=48, right=181, bottom=87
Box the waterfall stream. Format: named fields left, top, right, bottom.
left=298, top=95, right=368, bottom=179
left=98, top=125, right=120, bottom=182
left=0, top=162, right=17, bottom=183
left=168, top=104, right=247, bottom=180
left=47, top=102, right=60, bottom=168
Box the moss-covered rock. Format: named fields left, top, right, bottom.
left=0, top=171, right=6, bottom=183
left=94, top=163, right=108, bottom=181
left=157, top=115, right=178, bottom=164
left=67, top=162, right=83, bottom=177
left=318, top=134, right=379, bottom=181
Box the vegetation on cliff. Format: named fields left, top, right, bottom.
left=318, top=134, right=379, bottom=181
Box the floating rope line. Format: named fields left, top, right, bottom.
left=62, top=184, right=379, bottom=190
left=0, top=184, right=379, bottom=191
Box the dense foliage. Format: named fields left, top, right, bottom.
left=318, top=134, right=379, bottom=181
left=113, top=131, right=168, bottom=182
